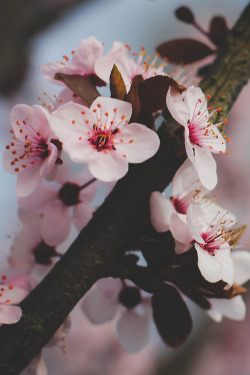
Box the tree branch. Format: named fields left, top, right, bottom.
left=0, top=4, right=249, bottom=374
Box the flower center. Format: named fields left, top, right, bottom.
left=118, top=287, right=142, bottom=309
left=88, top=125, right=118, bottom=152
left=58, top=182, right=81, bottom=206
left=33, top=241, right=58, bottom=265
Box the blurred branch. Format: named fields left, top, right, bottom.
left=0, top=3, right=249, bottom=375
left=0, top=0, right=90, bottom=95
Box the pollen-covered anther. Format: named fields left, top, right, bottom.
left=207, top=94, right=211, bottom=100
left=72, top=120, right=75, bottom=124
left=223, top=119, right=228, bottom=124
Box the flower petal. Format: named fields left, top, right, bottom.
left=88, top=150, right=128, bottom=182
left=170, top=214, right=193, bottom=253
left=194, top=146, right=217, bottom=190
left=207, top=295, right=246, bottom=322
left=72, top=203, right=94, bottom=231
left=232, top=251, right=250, bottom=285
left=166, top=86, right=189, bottom=126
left=116, top=310, right=149, bottom=353
left=0, top=305, right=22, bottom=324
left=0, top=285, right=27, bottom=304
left=115, top=123, right=160, bottom=163
left=71, top=37, right=104, bottom=74
left=150, top=192, right=174, bottom=232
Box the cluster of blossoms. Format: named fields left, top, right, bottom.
left=2, top=35, right=250, bottom=373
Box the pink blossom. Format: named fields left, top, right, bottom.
left=0, top=275, right=28, bottom=325
left=95, top=41, right=167, bottom=90
left=40, top=36, right=106, bottom=87
left=48, top=97, right=160, bottom=182
left=166, top=86, right=227, bottom=190
left=9, top=210, right=62, bottom=273
left=150, top=159, right=210, bottom=233
left=18, top=164, right=95, bottom=246
left=82, top=278, right=151, bottom=353
left=3, top=104, right=60, bottom=197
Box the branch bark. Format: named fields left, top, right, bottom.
left=0, top=4, right=249, bottom=374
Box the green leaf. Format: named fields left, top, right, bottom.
left=54, top=73, right=100, bottom=107
left=110, top=64, right=127, bottom=100
left=157, top=38, right=216, bottom=64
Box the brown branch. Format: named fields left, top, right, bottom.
left=0, top=3, right=249, bottom=374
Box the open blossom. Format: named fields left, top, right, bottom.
left=150, top=159, right=210, bottom=232
left=3, top=104, right=59, bottom=197
left=18, top=164, right=95, bottom=246
left=166, top=85, right=227, bottom=190
left=48, top=97, right=160, bottom=182
left=0, top=275, right=28, bottom=325
left=40, top=36, right=106, bottom=87
left=95, top=41, right=167, bottom=90
left=82, top=278, right=151, bottom=353
left=207, top=251, right=250, bottom=322
left=9, top=210, right=63, bottom=273
left=170, top=204, right=237, bottom=285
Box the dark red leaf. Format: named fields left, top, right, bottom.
left=137, top=111, right=155, bottom=130
left=175, top=6, right=195, bottom=24
left=209, top=16, right=229, bottom=48
left=125, top=75, right=144, bottom=122
left=110, top=64, right=127, bottom=100
left=157, top=38, right=216, bottom=64
left=152, top=284, right=192, bottom=348
left=139, top=75, right=186, bottom=113
left=54, top=73, right=100, bottom=107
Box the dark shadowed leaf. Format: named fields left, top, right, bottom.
left=125, top=75, right=144, bottom=122
left=175, top=6, right=195, bottom=24
left=54, top=73, right=100, bottom=107
left=198, top=63, right=213, bottom=77
left=137, top=111, right=155, bottom=130
left=157, top=39, right=216, bottom=64
left=110, top=64, right=127, bottom=100
left=139, top=75, right=186, bottom=113
left=209, top=16, right=229, bottom=48
left=152, top=284, right=192, bottom=348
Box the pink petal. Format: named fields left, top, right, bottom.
left=183, top=86, right=206, bottom=118
left=40, top=62, right=77, bottom=84
left=41, top=204, right=71, bottom=246
left=115, top=123, right=160, bottom=163
left=88, top=150, right=128, bottom=182
left=116, top=310, right=150, bottom=353
left=15, top=164, right=43, bottom=197
left=90, top=97, right=132, bottom=128
left=150, top=192, right=174, bottom=232
left=18, top=185, right=57, bottom=212
left=0, top=305, right=22, bottom=324
left=186, top=205, right=206, bottom=244
left=172, top=159, right=200, bottom=197
left=72, top=203, right=94, bottom=231
left=72, top=37, right=104, bottom=74
left=184, top=130, right=195, bottom=165
left=169, top=214, right=192, bottom=252
left=11, top=104, right=34, bottom=135
left=39, top=144, right=58, bottom=177
left=194, top=146, right=217, bottom=190
left=0, top=285, right=27, bottom=304
left=81, top=282, right=120, bottom=324
left=8, top=231, right=36, bottom=272
left=166, top=86, right=189, bottom=126
left=232, top=251, right=250, bottom=285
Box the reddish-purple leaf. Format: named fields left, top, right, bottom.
left=157, top=38, right=216, bottom=64
left=54, top=73, right=100, bottom=107
left=137, top=111, right=155, bottom=130
left=175, top=6, right=195, bottom=24
left=152, top=284, right=192, bottom=348
left=125, top=75, right=144, bottom=123
left=209, top=16, right=229, bottom=48
left=110, top=64, right=127, bottom=100
left=139, top=75, right=186, bottom=113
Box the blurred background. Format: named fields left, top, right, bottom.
left=0, top=0, right=250, bottom=374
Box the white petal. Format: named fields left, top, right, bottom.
left=116, top=310, right=149, bottom=353
left=172, top=159, right=200, bottom=197
left=207, top=295, right=246, bottom=322
left=166, top=86, right=188, bottom=126
left=90, top=97, right=132, bottom=127
left=184, top=86, right=206, bottom=118
left=0, top=285, right=27, bottom=304
left=115, top=123, right=160, bottom=163
left=150, top=192, right=174, bottom=232
left=194, top=147, right=217, bottom=190
left=186, top=204, right=206, bottom=244
left=232, top=251, right=250, bottom=285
